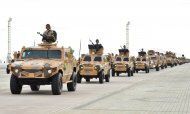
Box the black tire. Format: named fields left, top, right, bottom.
left=10, top=74, right=22, bottom=94
left=6, top=68, right=10, bottom=74
left=156, top=66, right=159, bottom=71
left=145, top=67, right=148, bottom=73
left=133, top=68, right=135, bottom=73
left=127, top=69, right=131, bottom=77
left=99, top=71, right=104, bottom=84
left=77, top=72, right=82, bottom=83
left=67, top=72, right=77, bottom=91
left=116, top=72, right=119, bottom=76
left=161, top=65, right=164, bottom=69
left=165, top=65, right=167, bottom=68
left=131, top=70, right=134, bottom=76
left=136, top=70, right=138, bottom=73
left=30, top=85, right=40, bottom=91
left=51, top=73, right=63, bottom=95
left=105, top=70, right=110, bottom=82
left=112, top=69, right=115, bottom=77
left=86, top=78, right=90, bottom=82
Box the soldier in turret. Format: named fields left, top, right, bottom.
left=42, top=24, right=57, bottom=43
left=94, top=39, right=103, bottom=51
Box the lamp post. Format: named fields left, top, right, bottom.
left=126, top=21, right=130, bottom=49
left=7, top=18, right=12, bottom=63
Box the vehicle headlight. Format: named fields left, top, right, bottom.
left=94, top=65, right=100, bottom=71
left=48, top=69, right=52, bottom=74
left=114, top=64, right=117, bottom=67
left=79, top=65, right=84, bottom=70
left=15, top=69, right=19, bottom=73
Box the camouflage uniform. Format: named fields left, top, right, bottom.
left=42, top=24, right=56, bottom=43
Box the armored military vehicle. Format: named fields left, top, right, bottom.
left=9, top=42, right=77, bottom=95
left=77, top=40, right=111, bottom=84
left=173, top=53, right=178, bottom=66
left=135, top=49, right=150, bottom=73
left=112, top=47, right=134, bottom=77
left=165, top=51, right=175, bottom=67
left=159, top=53, right=167, bottom=68
left=178, top=54, right=186, bottom=65
left=147, top=50, right=160, bottom=71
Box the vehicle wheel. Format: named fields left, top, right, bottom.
left=99, top=71, right=104, bottom=84
left=10, top=74, right=22, bottom=94
left=165, top=65, right=167, bottom=68
left=148, top=68, right=150, bottom=73
left=145, top=67, right=148, bottom=73
left=86, top=78, right=90, bottom=82
left=77, top=72, right=82, bottom=83
left=131, top=70, right=134, bottom=76
left=30, top=85, right=40, bottom=91
left=133, top=68, right=135, bottom=73
left=112, top=69, right=115, bottom=77
left=156, top=66, right=159, bottom=71
left=6, top=67, right=10, bottom=74
left=127, top=69, right=131, bottom=77
left=161, top=65, right=164, bottom=69
left=105, top=70, right=110, bottom=82
left=136, top=70, right=138, bottom=73
left=51, top=73, right=63, bottom=95
left=116, top=72, right=119, bottom=76
left=67, top=72, right=77, bottom=91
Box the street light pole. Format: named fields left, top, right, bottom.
left=126, top=21, right=130, bottom=49
left=7, top=18, right=12, bottom=63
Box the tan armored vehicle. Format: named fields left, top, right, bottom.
left=112, top=48, right=134, bottom=77
left=165, top=51, right=175, bottom=67
left=173, top=53, right=178, bottom=66
left=9, top=42, right=77, bottom=95
left=135, top=49, right=150, bottom=73
left=178, top=54, right=186, bottom=65
left=147, top=50, right=161, bottom=71
left=159, top=53, right=167, bottom=68
left=77, top=41, right=111, bottom=84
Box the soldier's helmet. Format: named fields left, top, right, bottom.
left=96, top=39, right=99, bottom=44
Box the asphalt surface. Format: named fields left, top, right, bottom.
left=0, top=63, right=190, bottom=114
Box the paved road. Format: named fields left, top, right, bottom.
left=0, top=64, right=189, bottom=114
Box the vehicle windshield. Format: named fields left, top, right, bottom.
left=83, top=56, right=91, bottom=61
left=142, top=58, right=146, bottom=61
left=151, top=57, right=156, bottom=60
left=22, top=50, right=61, bottom=59
left=94, top=56, right=102, bottom=61
left=116, top=57, right=121, bottom=61
left=123, top=58, right=129, bottom=61
left=136, top=58, right=141, bottom=61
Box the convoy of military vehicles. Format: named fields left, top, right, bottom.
left=5, top=28, right=189, bottom=95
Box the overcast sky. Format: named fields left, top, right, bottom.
left=0, top=0, right=190, bottom=62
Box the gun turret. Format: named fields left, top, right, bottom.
left=138, top=48, right=146, bottom=57
left=88, top=39, right=103, bottom=55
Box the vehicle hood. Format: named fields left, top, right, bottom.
left=81, top=61, right=102, bottom=67
left=11, top=59, right=62, bottom=69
